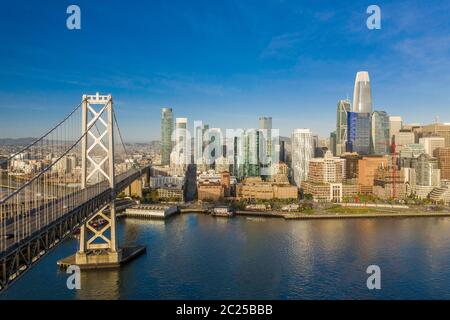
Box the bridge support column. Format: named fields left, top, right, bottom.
left=58, top=93, right=145, bottom=270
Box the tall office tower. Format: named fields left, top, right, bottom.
left=259, top=116, right=273, bottom=176
left=329, top=131, right=337, bottom=156
left=389, top=116, right=402, bottom=144
left=161, top=108, right=173, bottom=165
left=172, top=117, right=190, bottom=168
left=233, top=129, right=260, bottom=179
left=422, top=123, right=450, bottom=147
left=371, top=111, right=390, bottom=155
left=207, top=128, right=223, bottom=166
left=352, top=71, right=372, bottom=113
left=194, top=121, right=204, bottom=165
left=279, top=140, right=286, bottom=163
left=336, top=99, right=351, bottom=155
left=419, top=136, right=445, bottom=156
left=291, top=129, right=313, bottom=187
left=433, top=148, right=450, bottom=180
left=347, top=112, right=371, bottom=155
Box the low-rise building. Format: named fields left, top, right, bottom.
left=237, top=177, right=297, bottom=200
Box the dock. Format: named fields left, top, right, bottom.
left=120, top=204, right=179, bottom=219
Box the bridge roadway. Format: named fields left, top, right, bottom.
left=0, top=167, right=147, bottom=254
left=0, top=167, right=148, bottom=291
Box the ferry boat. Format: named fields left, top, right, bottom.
left=210, top=206, right=234, bottom=217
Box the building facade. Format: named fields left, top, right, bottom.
left=419, top=136, right=445, bottom=156
left=371, top=111, right=390, bottom=155
left=389, top=116, right=402, bottom=145
left=336, top=99, right=351, bottom=156
left=347, top=112, right=371, bottom=155
left=433, top=147, right=450, bottom=180
left=291, top=129, right=314, bottom=187
left=160, top=108, right=173, bottom=165
left=352, top=71, right=372, bottom=113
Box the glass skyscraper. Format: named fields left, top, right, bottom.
left=160, top=108, right=173, bottom=165
left=371, top=111, right=390, bottom=155
left=259, top=116, right=272, bottom=177
left=352, top=71, right=372, bottom=113
left=347, top=112, right=371, bottom=155
left=234, top=129, right=260, bottom=179
left=291, top=128, right=313, bottom=187
left=336, top=99, right=351, bottom=156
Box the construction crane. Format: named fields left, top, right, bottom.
left=376, top=139, right=404, bottom=200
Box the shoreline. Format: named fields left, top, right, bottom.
left=179, top=207, right=450, bottom=220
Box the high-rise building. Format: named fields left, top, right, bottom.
left=207, top=128, right=223, bottom=166
left=171, top=117, right=189, bottom=169
left=399, top=143, right=426, bottom=168
left=422, top=123, right=450, bottom=147
left=389, top=116, right=402, bottom=144
left=352, top=71, right=372, bottom=113
left=161, top=108, right=173, bottom=165
left=291, top=129, right=313, bottom=187
left=336, top=99, right=351, bottom=155
left=419, top=136, right=445, bottom=156
left=279, top=140, right=286, bottom=163
left=433, top=148, right=450, bottom=180
left=259, top=116, right=272, bottom=176
left=371, top=111, right=390, bottom=155
left=194, top=121, right=204, bottom=166
left=329, top=131, right=337, bottom=156
left=347, top=112, right=371, bottom=155
left=233, top=129, right=260, bottom=179
left=394, top=131, right=415, bottom=152
left=415, top=154, right=440, bottom=187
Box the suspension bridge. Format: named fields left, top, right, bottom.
left=0, top=93, right=150, bottom=292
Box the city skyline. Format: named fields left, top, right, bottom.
left=1, top=1, right=450, bottom=142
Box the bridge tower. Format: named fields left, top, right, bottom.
left=76, top=92, right=121, bottom=265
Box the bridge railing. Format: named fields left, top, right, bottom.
left=0, top=167, right=141, bottom=253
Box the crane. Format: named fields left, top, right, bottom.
left=376, top=138, right=404, bottom=200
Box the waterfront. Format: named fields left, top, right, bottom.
left=1, top=213, right=450, bottom=299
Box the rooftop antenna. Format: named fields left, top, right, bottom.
left=435, top=115, right=440, bottom=124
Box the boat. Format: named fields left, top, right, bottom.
left=210, top=206, right=234, bottom=217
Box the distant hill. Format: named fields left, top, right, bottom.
left=0, top=137, right=37, bottom=146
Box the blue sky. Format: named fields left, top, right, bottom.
left=1, top=0, right=449, bottom=142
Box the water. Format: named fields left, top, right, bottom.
left=1, top=214, right=450, bottom=299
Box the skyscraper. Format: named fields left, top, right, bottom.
left=352, top=71, right=372, bottom=113
left=329, top=131, right=337, bottom=156
left=371, top=111, right=390, bottom=155
left=389, top=116, right=402, bottom=144
left=194, top=121, right=204, bottom=165
left=347, top=112, right=371, bottom=155
left=161, top=108, right=173, bottom=165
left=336, top=99, right=351, bottom=156
left=234, top=129, right=260, bottom=179
left=259, top=116, right=272, bottom=177
left=291, top=129, right=313, bottom=187
left=172, top=117, right=189, bottom=167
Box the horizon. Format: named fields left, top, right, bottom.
left=1, top=0, right=450, bottom=142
